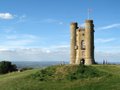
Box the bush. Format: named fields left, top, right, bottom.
left=0, top=61, right=17, bottom=74
left=31, top=66, right=57, bottom=81
left=19, top=67, right=33, bottom=72
left=30, top=65, right=108, bottom=82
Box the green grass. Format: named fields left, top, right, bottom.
left=30, top=65, right=109, bottom=81
left=0, top=65, right=120, bottom=90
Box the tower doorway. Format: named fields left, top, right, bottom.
left=80, top=58, right=85, bottom=65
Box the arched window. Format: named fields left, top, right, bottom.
left=81, top=40, right=85, bottom=50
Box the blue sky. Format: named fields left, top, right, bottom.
left=0, top=0, right=120, bottom=62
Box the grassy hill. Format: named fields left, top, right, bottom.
left=0, top=65, right=120, bottom=90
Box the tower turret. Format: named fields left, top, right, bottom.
left=85, top=20, right=95, bottom=65
left=70, top=22, right=78, bottom=64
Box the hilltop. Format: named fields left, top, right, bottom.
left=0, top=65, right=120, bottom=90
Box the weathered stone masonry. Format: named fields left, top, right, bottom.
left=70, top=20, right=95, bottom=65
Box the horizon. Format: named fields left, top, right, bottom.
left=0, top=0, right=120, bottom=63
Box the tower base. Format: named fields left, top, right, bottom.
left=85, top=59, right=95, bottom=65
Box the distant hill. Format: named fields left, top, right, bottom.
left=12, top=61, right=69, bottom=69
left=0, top=65, right=120, bottom=90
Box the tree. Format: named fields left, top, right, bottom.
left=0, top=61, right=17, bottom=74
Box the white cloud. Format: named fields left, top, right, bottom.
left=42, top=18, right=57, bottom=23
left=0, top=34, right=39, bottom=50
left=41, top=18, right=64, bottom=25
left=59, top=22, right=63, bottom=25
left=0, top=13, right=14, bottom=20
left=97, top=23, right=120, bottom=30
left=95, top=38, right=116, bottom=43
left=3, top=27, right=16, bottom=33
left=16, top=15, right=27, bottom=23
left=5, top=39, right=34, bottom=46
left=95, top=46, right=120, bottom=53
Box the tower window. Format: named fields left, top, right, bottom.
left=75, top=46, right=78, bottom=50
left=81, top=40, right=85, bottom=50
left=82, top=51, right=85, bottom=58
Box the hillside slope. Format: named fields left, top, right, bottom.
left=0, top=65, right=120, bottom=90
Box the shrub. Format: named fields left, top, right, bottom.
left=19, top=67, right=33, bottom=72
left=0, top=61, right=17, bottom=74
left=30, top=65, right=108, bottom=82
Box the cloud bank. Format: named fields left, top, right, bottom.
left=0, top=46, right=119, bottom=63
left=0, top=46, right=69, bottom=62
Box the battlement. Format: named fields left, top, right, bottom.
left=71, top=22, right=78, bottom=25
left=85, top=20, right=93, bottom=23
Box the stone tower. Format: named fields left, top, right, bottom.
left=70, top=20, right=95, bottom=65
left=70, top=22, right=78, bottom=64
